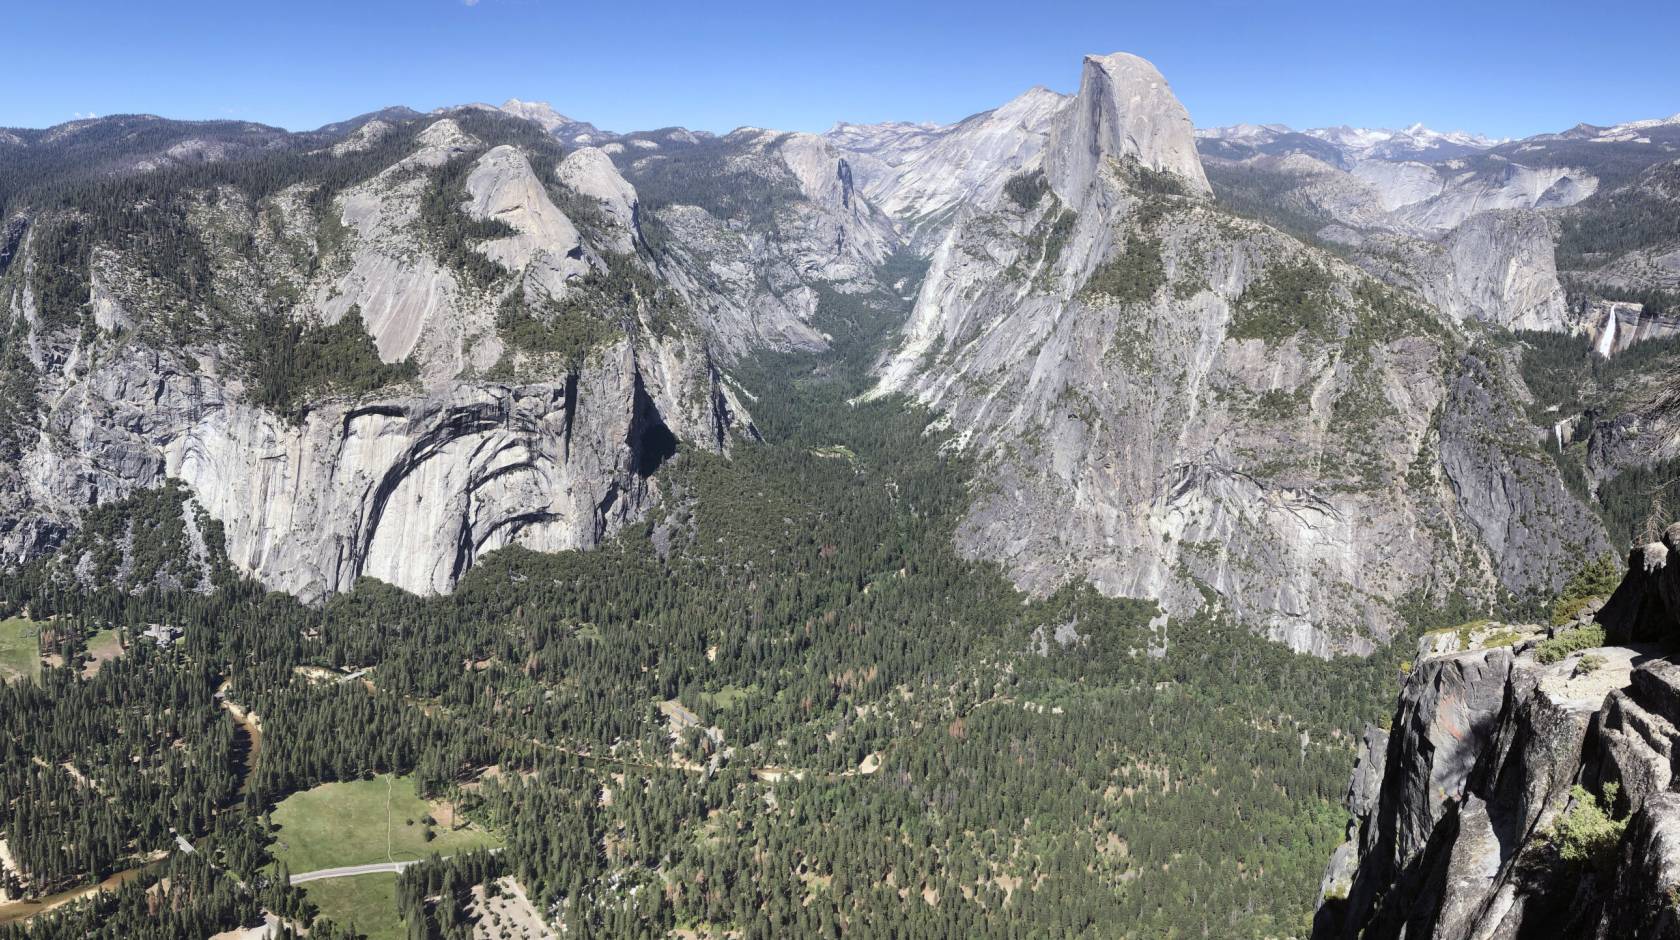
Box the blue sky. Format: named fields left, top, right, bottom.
left=5, top=0, right=1676, bottom=138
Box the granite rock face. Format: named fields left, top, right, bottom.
left=1199, top=116, right=1680, bottom=366
left=462, top=144, right=591, bottom=300
left=314, top=117, right=485, bottom=372
left=1043, top=52, right=1211, bottom=201
left=15, top=340, right=716, bottom=602
left=1196, top=128, right=1607, bottom=338
left=614, top=127, right=903, bottom=360
left=1314, top=550, right=1680, bottom=938
left=0, top=96, right=918, bottom=602
left=1436, top=352, right=1609, bottom=597
left=828, top=86, right=1067, bottom=246
left=1580, top=298, right=1680, bottom=357
left=495, top=98, right=613, bottom=148
left=556, top=147, right=640, bottom=253
left=0, top=111, right=783, bottom=600
left=0, top=56, right=1646, bottom=651
left=1599, top=523, right=1680, bottom=645
left=1408, top=210, right=1571, bottom=332
left=1384, top=161, right=1598, bottom=235
left=861, top=52, right=1604, bottom=653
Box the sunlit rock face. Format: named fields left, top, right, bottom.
left=0, top=112, right=752, bottom=599
left=862, top=52, right=1604, bottom=654
left=1316, top=549, right=1680, bottom=938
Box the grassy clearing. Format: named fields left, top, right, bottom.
left=80, top=629, right=124, bottom=678
left=0, top=618, right=42, bottom=685
left=269, top=774, right=500, bottom=873
left=299, top=872, right=404, bottom=940
left=701, top=684, right=757, bottom=710
left=810, top=444, right=859, bottom=466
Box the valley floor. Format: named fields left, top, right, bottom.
left=0, top=292, right=1487, bottom=940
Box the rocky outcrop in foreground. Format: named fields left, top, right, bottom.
left=1313, top=527, right=1680, bottom=938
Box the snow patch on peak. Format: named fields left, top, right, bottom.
left=1196, top=122, right=1292, bottom=141
left=1604, top=112, right=1680, bottom=134
left=827, top=119, right=943, bottom=139
left=1304, top=123, right=1504, bottom=161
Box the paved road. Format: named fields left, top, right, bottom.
left=289, top=849, right=500, bottom=885
left=288, top=861, right=418, bottom=885
left=666, top=701, right=701, bottom=729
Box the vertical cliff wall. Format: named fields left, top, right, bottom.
left=1315, top=527, right=1680, bottom=938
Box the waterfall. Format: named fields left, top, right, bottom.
left=1594, top=303, right=1619, bottom=357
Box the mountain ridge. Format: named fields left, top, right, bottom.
left=3, top=51, right=1678, bottom=654
left=6, top=46, right=1680, bottom=940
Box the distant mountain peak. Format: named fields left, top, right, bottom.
left=490, top=98, right=616, bottom=146
left=825, top=85, right=1068, bottom=154
left=499, top=98, right=576, bottom=131
left=1303, top=123, right=1504, bottom=157
left=1195, top=122, right=1291, bottom=141
left=1198, top=121, right=1503, bottom=164
left=826, top=119, right=942, bottom=135
left=1609, top=111, right=1680, bottom=130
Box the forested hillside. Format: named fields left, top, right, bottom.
left=0, top=259, right=1433, bottom=939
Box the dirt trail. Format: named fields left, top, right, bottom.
left=0, top=865, right=152, bottom=926
left=221, top=698, right=263, bottom=796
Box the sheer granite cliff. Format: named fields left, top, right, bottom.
left=1350, top=210, right=1573, bottom=333
left=1313, top=529, right=1680, bottom=939
left=0, top=107, right=889, bottom=600
left=7, top=341, right=714, bottom=602
left=861, top=53, right=1605, bottom=653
